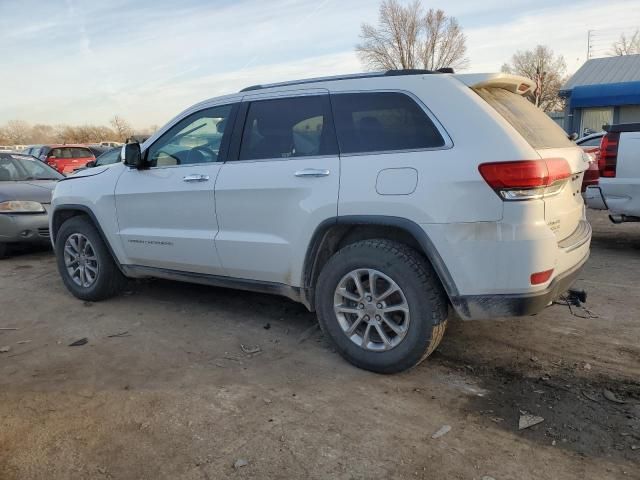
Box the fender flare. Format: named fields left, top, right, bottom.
left=51, top=204, right=126, bottom=275
left=302, top=215, right=459, bottom=298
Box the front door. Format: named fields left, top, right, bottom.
left=114, top=103, right=237, bottom=274
left=214, top=92, right=339, bottom=285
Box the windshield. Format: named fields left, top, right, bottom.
left=96, top=148, right=121, bottom=166
left=0, top=155, right=64, bottom=181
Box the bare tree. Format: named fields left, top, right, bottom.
left=421, top=8, right=469, bottom=70
left=501, top=45, right=567, bottom=112
left=31, top=124, right=56, bottom=144
left=610, top=29, right=640, bottom=56
left=4, top=120, right=32, bottom=144
left=110, top=115, right=133, bottom=142
left=357, top=0, right=468, bottom=71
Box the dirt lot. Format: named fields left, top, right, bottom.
left=1, top=210, right=639, bottom=480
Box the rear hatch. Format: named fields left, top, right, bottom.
left=466, top=76, right=589, bottom=242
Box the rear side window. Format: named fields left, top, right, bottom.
left=474, top=87, right=573, bottom=149
left=71, top=148, right=93, bottom=158
left=331, top=92, right=445, bottom=154
left=239, top=95, right=337, bottom=160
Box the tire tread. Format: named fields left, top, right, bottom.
left=316, top=238, right=448, bottom=373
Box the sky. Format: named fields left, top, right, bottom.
left=0, top=0, right=639, bottom=128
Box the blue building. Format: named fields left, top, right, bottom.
left=560, top=54, right=640, bottom=136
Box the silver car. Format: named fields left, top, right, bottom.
left=0, top=152, right=63, bottom=258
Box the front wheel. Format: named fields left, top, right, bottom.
left=55, top=216, right=128, bottom=301
left=315, top=239, right=448, bottom=373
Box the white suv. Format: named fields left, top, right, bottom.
left=51, top=70, right=591, bottom=373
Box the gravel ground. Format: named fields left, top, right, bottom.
left=0, top=210, right=639, bottom=479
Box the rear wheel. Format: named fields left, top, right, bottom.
left=315, top=239, right=448, bottom=373
left=55, top=216, right=127, bottom=301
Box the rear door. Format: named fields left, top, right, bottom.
left=114, top=103, right=237, bottom=274
left=474, top=87, right=590, bottom=241
left=66, top=147, right=95, bottom=173
left=214, top=91, right=339, bottom=285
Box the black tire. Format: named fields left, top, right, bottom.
left=55, top=216, right=128, bottom=301
left=0, top=243, right=7, bottom=259
left=315, top=239, right=448, bottom=374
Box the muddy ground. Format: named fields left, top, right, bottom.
left=1, top=210, right=639, bottom=479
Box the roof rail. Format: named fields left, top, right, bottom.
left=239, top=68, right=453, bottom=93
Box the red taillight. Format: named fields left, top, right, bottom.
left=598, top=132, right=619, bottom=178
left=531, top=269, right=554, bottom=285
left=478, top=158, right=571, bottom=200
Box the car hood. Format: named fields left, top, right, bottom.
left=65, top=166, right=110, bottom=179
left=0, top=180, right=57, bottom=204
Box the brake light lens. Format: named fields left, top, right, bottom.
left=598, top=132, right=619, bottom=178
left=478, top=158, right=571, bottom=200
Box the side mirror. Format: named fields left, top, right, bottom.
left=85, top=161, right=96, bottom=168
left=122, top=142, right=144, bottom=169
left=569, top=132, right=578, bottom=141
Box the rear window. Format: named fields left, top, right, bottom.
left=474, top=87, right=573, bottom=149
left=331, top=92, right=445, bottom=154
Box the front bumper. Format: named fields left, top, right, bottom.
left=451, top=250, right=589, bottom=320
left=0, top=212, right=50, bottom=244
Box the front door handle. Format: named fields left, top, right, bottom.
left=294, top=169, right=330, bottom=178
left=183, top=174, right=210, bottom=182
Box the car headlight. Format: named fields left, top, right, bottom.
left=0, top=201, right=46, bottom=213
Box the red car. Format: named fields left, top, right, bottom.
left=575, top=133, right=603, bottom=193
left=39, top=145, right=96, bottom=174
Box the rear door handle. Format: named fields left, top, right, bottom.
left=183, top=174, right=210, bottom=182
left=294, top=169, right=330, bottom=178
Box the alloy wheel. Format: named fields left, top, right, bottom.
left=64, top=233, right=99, bottom=288
left=333, top=268, right=410, bottom=351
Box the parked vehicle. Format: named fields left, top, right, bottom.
left=22, top=145, right=45, bottom=158
left=50, top=70, right=591, bottom=373
left=73, top=147, right=121, bottom=172
left=85, top=144, right=111, bottom=158
left=575, top=132, right=603, bottom=193
left=585, top=123, right=640, bottom=223
left=0, top=152, right=63, bottom=258
left=0, top=146, right=15, bottom=151
left=38, top=145, right=96, bottom=174
left=100, top=141, right=123, bottom=148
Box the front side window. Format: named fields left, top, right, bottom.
left=146, top=104, right=234, bottom=167
left=331, top=92, right=445, bottom=154
left=239, top=95, right=336, bottom=161
left=49, top=148, right=67, bottom=158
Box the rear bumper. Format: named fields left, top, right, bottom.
left=451, top=250, right=589, bottom=320
left=0, top=213, right=50, bottom=244
left=584, top=185, right=608, bottom=210
left=586, top=181, right=640, bottom=218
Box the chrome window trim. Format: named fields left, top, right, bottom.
left=224, top=154, right=338, bottom=165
